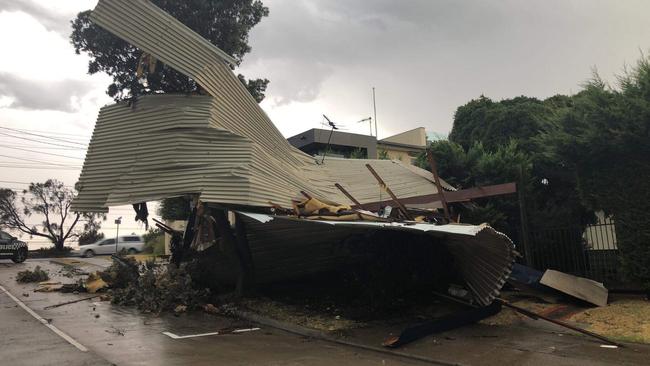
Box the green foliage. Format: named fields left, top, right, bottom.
left=349, top=148, right=367, bottom=159
left=377, top=149, right=389, bottom=160
left=158, top=196, right=190, bottom=221
left=70, top=0, right=269, bottom=102
left=450, top=95, right=557, bottom=152
left=16, top=266, right=49, bottom=283
left=78, top=229, right=104, bottom=245
left=416, top=140, right=530, bottom=234
left=143, top=228, right=165, bottom=256
left=542, top=56, right=650, bottom=288
left=30, top=246, right=73, bottom=258
left=427, top=92, right=595, bottom=236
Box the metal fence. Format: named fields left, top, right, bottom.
left=524, top=217, right=619, bottom=284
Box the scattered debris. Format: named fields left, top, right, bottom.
left=58, top=263, right=88, bottom=278
left=237, top=298, right=364, bottom=332
left=383, top=302, right=502, bottom=348
left=106, top=326, right=126, bottom=336
left=43, top=295, right=102, bottom=310
left=16, top=266, right=49, bottom=283
left=99, top=255, right=211, bottom=314
left=203, top=303, right=219, bottom=314
left=497, top=298, right=622, bottom=347
left=569, top=297, right=650, bottom=343
left=540, top=269, right=608, bottom=307
left=85, top=272, right=108, bottom=293
left=34, top=283, right=63, bottom=292
left=162, top=327, right=261, bottom=339
left=174, top=305, right=187, bottom=315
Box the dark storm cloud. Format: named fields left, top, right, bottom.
left=241, top=0, right=650, bottom=134
left=241, top=0, right=517, bottom=105
left=0, top=73, right=95, bottom=112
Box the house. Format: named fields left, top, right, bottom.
left=377, top=127, right=427, bottom=164
left=287, top=127, right=429, bottom=164
left=287, top=128, right=377, bottom=159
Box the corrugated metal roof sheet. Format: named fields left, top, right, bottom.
left=71, top=0, right=517, bottom=305
left=72, top=1, right=454, bottom=212
left=238, top=212, right=516, bottom=306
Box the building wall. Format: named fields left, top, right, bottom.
left=384, top=149, right=414, bottom=164
left=287, top=129, right=377, bottom=158
left=380, top=127, right=427, bottom=146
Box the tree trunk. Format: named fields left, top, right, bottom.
left=54, top=239, right=65, bottom=252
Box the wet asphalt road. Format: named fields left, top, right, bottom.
left=2, top=258, right=650, bottom=366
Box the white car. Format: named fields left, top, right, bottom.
left=73, top=235, right=145, bottom=257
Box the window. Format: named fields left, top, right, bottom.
left=100, top=239, right=116, bottom=245
left=123, top=236, right=141, bottom=242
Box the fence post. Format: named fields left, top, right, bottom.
left=518, top=165, right=533, bottom=266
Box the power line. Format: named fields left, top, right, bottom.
left=0, top=132, right=87, bottom=149
left=0, top=126, right=88, bottom=146
left=0, top=165, right=80, bottom=170
left=0, top=126, right=91, bottom=138
left=0, top=180, right=75, bottom=187
left=0, top=144, right=85, bottom=150
left=1, top=146, right=84, bottom=160
left=0, top=153, right=81, bottom=167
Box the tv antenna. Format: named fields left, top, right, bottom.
left=357, top=117, right=372, bottom=136
left=321, top=114, right=338, bottom=164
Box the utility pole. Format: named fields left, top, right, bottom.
left=372, top=87, right=378, bottom=138
left=114, top=216, right=122, bottom=254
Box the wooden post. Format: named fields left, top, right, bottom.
left=334, top=183, right=362, bottom=206
left=213, top=209, right=249, bottom=296
left=426, top=150, right=450, bottom=221
left=365, top=164, right=413, bottom=220
left=234, top=213, right=255, bottom=294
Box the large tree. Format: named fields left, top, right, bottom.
left=0, top=180, right=105, bottom=251
left=423, top=95, right=592, bottom=231
left=543, top=57, right=650, bottom=289
left=70, top=0, right=269, bottom=102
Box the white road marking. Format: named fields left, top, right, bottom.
left=0, top=284, right=88, bottom=352
left=163, top=327, right=261, bottom=339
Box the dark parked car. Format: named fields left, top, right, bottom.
left=0, top=230, right=28, bottom=263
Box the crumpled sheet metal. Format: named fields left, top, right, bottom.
left=72, top=0, right=453, bottom=212
left=238, top=212, right=517, bottom=306
left=72, top=0, right=517, bottom=305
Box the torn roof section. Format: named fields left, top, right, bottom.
left=72, top=0, right=454, bottom=212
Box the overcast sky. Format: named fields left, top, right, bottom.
left=1, top=0, right=649, bottom=245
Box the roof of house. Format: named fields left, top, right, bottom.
left=379, top=127, right=427, bottom=147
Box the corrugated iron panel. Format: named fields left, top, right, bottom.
left=72, top=0, right=516, bottom=306
left=239, top=212, right=516, bottom=306
left=73, top=0, right=452, bottom=212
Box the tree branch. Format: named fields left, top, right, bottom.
left=62, top=213, right=81, bottom=241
